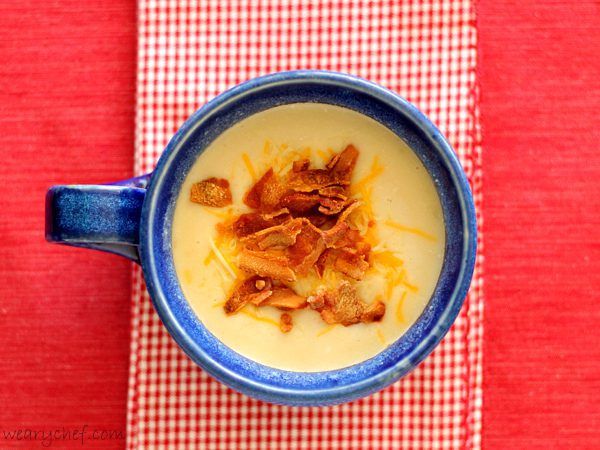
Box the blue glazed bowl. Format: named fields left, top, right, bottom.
left=46, top=70, right=477, bottom=406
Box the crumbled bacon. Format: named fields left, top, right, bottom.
left=190, top=177, right=232, bottom=207
left=244, top=168, right=285, bottom=210
left=310, top=281, right=385, bottom=326
left=261, top=287, right=307, bottom=310
left=207, top=145, right=387, bottom=330
left=328, top=228, right=363, bottom=250
left=307, top=289, right=327, bottom=310
left=317, top=196, right=347, bottom=215
left=322, top=201, right=361, bottom=247
left=232, top=209, right=290, bottom=238
left=238, top=248, right=296, bottom=282
left=361, top=300, right=386, bottom=323
left=280, top=313, right=293, bottom=333
left=318, top=185, right=347, bottom=198
left=292, top=159, right=310, bottom=172
left=321, top=282, right=364, bottom=326
left=315, top=247, right=369, bottom=281
left=327, top=145, right=359, bottom=184
left=242, top=219, right=303, bottom=250
left=287, top=220, right=326, bottom=275
left=287, top=168, right=338, bottom=192
left=314, top=250, right=330, bottom=278
left=332, top=248, right=370, bottom=281
left=278, top=192, right=321, bottom=213
left=305, top=213, right=334, bottom=228
left=247, top=289, right=275, bottom=306
left=224, top=276, right=271, bottom=315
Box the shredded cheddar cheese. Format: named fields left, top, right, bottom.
left=372, top=250, right=404, bottom=267
left=209, top=236, right=237, bottom=279
left=363, top=221, right=380, bottom=248
left=317, top=324, right=337, bottom=337
left=376, top=328, right=386, bottom=345
left=212, top=261, right=230, bottom=284
left=242, top=152, right=257, bottom=181
left=202, top=207, right=233, bottom=220
left=203, top=250, right=215, bottom=266
left=262, top=140, right=272, bottom=157
left=396, top=291, right=408, bottom=323
left=353, top=156, right=384, bottom=193
left=316, top=149, right=329, bottom=162
left=274, top=146, right=313, bottom=174
left=384, top=219, right=436, bottom=242
left=401, top=279, right=419, bottom=293
left=182, top=269, right=193, bottom=285
left=316, top=148, right=334, bottom=163
left=240, top=308, right=280, bottom=328
left=384, top=268, right=405, bottom=300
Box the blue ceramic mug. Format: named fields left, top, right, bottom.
left=46, top=71, right=477, bottom=406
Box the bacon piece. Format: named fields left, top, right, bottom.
left=318, top=196, right=347, bottom=215
left=314, top=250, right=330, bottom=278
left=287, top=220, right=326, bottom=275
left=322, top=201, right=361, bottom=246
left=307, top=288, right=328, bottom=310
left=278, top=192, right=321, bottom=213
left=244, top=168, right=285, bottom=210
left=310, top=281, right=385, bottom=326
left=244, top=169, right=271, bottom=208
left=320, top=281, right=365, bottom=326
left=280, top=313, right=293, bottom=333
left=361, top=300, right=386, bottom=323
left=304, top=213, right=334, bottom=229
left=232, top=209, right=290, bottom=238
left=262, top=208, right=291, bottom=220
left=315, top=246, right=369, bottom=280
left=332, top=248, right=370, bottom=281
left=322, top=221, right=349, bottom=247
left=255, top=279, right=268, bottom=291
left=243, top=219, right=303, bottom=250
left=338, top=200, right=361, bottom=223
left=317, top=185, right=348, bottom=215
left=262, top=287, right=307, bottom=310
left=287, top=168, right=339, bottom=192
left=329, top=228, right=363, bottom=249
left=190, top=177, right=232, bottom=207
left=224, top=276, right=272, bottom=315
left=292, top=159, right=310, bottom=172
left=318, top=185, right=348, bottom=198
left=238, top=248, right=295, bottom=282
left=326, top=144, right=359, bottom=184
left=286, top=146, right=357, bottom=193
left=355, top=241, right=371, bottom=259
left=248, top=278, right=274, bottom=305
left=247, top=289, right=274, bottom=306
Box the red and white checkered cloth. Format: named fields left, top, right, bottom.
left=128, top=1, right=484, bottom=448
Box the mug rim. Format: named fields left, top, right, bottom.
left=139, top=70, right=477, bottom=405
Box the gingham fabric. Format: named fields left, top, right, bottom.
left=128, top=1, right=483, bottom=449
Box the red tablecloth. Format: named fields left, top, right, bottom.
left=0, top=1, right=598, bottom=448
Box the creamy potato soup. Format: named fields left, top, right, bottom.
left=172, top=103, right=445, bottom=372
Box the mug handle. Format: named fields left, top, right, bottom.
left=45, top=174, right=151, bottom=263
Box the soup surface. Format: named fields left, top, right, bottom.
left=172, top=103, right=445, bottom=371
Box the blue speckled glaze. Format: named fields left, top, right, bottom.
left=46, top=179, right=148, bottom=261
left=134, top=71, right=477, bottom=406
